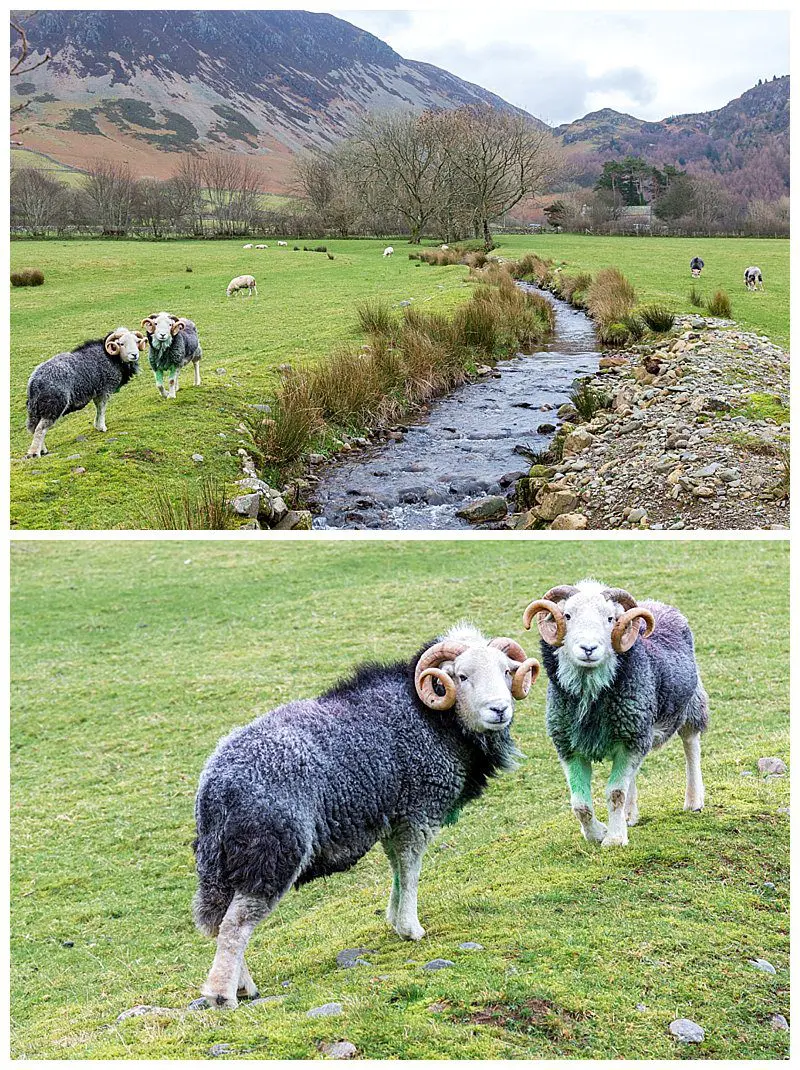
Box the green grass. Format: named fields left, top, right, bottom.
left=10, top=239, right=474, bottom=529
left=10, top=540, right=789, bottom=1059
left=11, top=148, right=87, bottom=187
left=497, top=235, right=789, bottom=346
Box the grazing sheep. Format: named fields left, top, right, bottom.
left=523, top=581, right=708, bottom=849
left=140, top=311, right=202, bottom=399
left=440, top=244, right=449, bottom=251
left=226, top=275, right=257, bottom=298
left=277, top=241, right=288, bottom=247
left=383, top=246, right=394, bottom=257
left=255, top=244, right=268, bottom=250
left=25, top=327, right=144, bottom=457
left=744, top=266, right=763, bottom=290
left=690, top=256, right=704, bottom=277
left=242, top=244, right=253, bottom=250
left=193, top=623, right=539, bottom=1007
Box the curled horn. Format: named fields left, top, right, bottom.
left=104, top=327, right=126, bottom=356
left=170, top=316, right=186, bottom=336
left=601, top=587, right=638, bottom=612
left=414, top=641, right=467, bottom=711
left=489, top=637, right=540, bottom=699
left=133, top=329, right=147, bottom=351
left=611, top=607, right=655, bottom=653
left=141, top=315, right=156, bottom=332
left=522, top=586, right=577, bottom=646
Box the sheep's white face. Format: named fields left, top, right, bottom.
left=105, top=328, right=144, bottom=364
left=147, top=312, right=181, bottom=346
left=558, top=588, right=619, bottom=670
left=442, top=646, right=517, bottom=732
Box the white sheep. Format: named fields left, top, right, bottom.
left=226, top=275, right=258, bottom=298
left=242, top=244, right=253, bottom=250
left=255, top=244, right=268, bottom=250
left=440, top=244, right=449, bottom=251
left=383, top=246, right=394, bottom=257
left=277, top=241, right=288, bottom=247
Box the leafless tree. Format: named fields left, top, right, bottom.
left=11, top=18, right=51, bottom=144
left=83, top=160, right=138, bottom=234
left=10, top=167, right=67, bottom=234
left=203, top=154, right=264, bottom=235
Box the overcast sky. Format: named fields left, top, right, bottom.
left=335, top=9, right=789, bottom=126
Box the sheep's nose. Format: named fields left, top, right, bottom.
left=580, top=644, right=598, bottom=657
left=489, top=703, right=511, bottom=720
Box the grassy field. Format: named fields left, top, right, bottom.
left=498, top=234, right=789, bottom=346
left=11, top=540, right=789, bottom=1059
left=10, top=235, right=789, bottom=530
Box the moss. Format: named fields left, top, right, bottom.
left=734, top=392, right=789, bottom=424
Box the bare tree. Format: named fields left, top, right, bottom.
left=203, top=154, right=264, bottom=235
left=440, top=107, right=563, bottom=246
left=169, top=154, right=206, bottom=235
left=10, top=167, right=67, bottom=234
left=11, top=18, right=51, bottom=144
left=82, top=160, right=138, bottom=234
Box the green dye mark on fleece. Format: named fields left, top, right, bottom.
left=444, top=805, right=463, bottom=827
left=565, top=756, right=592, bottom=804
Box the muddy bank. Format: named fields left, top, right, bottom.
left=310, top=290, right=600, bottom=529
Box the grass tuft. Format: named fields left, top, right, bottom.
left=706, top=289, right=733, bottom=318
left=140, top=477, right=237, bottom=529
left=638, top=304, right=676, bottom=333
left=569, top=382, right=612, bottom=421
left=11, top=268, right=44, bottom=287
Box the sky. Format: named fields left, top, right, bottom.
left=335, top=9, right=789, bottom=126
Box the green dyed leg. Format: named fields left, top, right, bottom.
left=154, top=370, right=167, bottom=399
left=562, top=756, right=607, bottom=844
left=603, top=748, right=644, bottom=848
left=167, top=366, right=178, bottom=399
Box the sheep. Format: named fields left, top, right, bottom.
left=277, top=241, right=288, bottom=247
left=25, top=327, right=145, bottom=458
left=383, top=246, right=394, bottom=257
left=744, top=266, right=763, bottom=290
left=242, top=244, right=253, bottom=250
left=522, top=580, right=708, bottom=849
left=140, top=311, right=202, bottom=399
left=255, top=244, right=268, bottom=250
left=193, top=623, right=539, bottom=1008
left=690, top=256, right=704, bottom=277
left=440, top=244, right=449, bottom=251
left=226, top=275, right=257, bottom=298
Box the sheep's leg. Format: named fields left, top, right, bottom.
left=603, top=748, right=644, bottom=848
left=625, top=776, right=639, bottom=826
left=193, top=358, right=201, bottom=387
left=201, top=892, right=271, bottom=1010
left=26, top=418, right=53, bottom=458
left=384, top=826, right=432, bottom=940
left=381, top=839, right=400, bottom=927
left=154, top=371, right=167, bottom=399
left=237, top=957, right=259, bottom=1000
left=679, top=725, right=705, bottom=811
left=167, top=367, right=178, bottom=399
left=562, top=756, right=607, bottom=844
left=93, top=397, right=108, bottom=432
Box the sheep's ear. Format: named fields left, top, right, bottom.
left=170, top=318, right=186, bottom=336
left=104, top=338, right=120, bottom=356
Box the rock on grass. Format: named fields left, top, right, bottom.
left=319, top=1040, right=358, bottom=1059
left=750, top=958, right=777, bottom=974
left=307, top=1002, right=344, bottom=1018
left=669, top=1018, right=705, bottom=1043
left=758, top=757, right=787, bottom=776
left=423, top=959, right=454, bottom=971
left=336, top=948, right=373, bottom=969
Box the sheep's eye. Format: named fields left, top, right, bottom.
left=608, top=616, right=613, bottom=622
left=458, top=674, right=468, bottom=682
left=564, top=613, right=571, bottom=620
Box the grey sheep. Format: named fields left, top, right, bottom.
left=193, top=623, right=539, bottom=1008
left=523, top=580, right=709, bottom=849
left=140, top=311, right=202, bottom=399
left=744, top=266, right=764, bottom=291
left=25, top=327, right=144, bottom=458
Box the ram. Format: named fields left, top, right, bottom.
left=140, top=311, right=202, bottom=399
left=523, top=580, right=708, bottom=848
left=193, top=624, right=539, bottom=1007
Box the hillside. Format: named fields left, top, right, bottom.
left=10, top=9, right=532, bottom=190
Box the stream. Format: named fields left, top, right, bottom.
left=311, top=288, right=601, bottom=530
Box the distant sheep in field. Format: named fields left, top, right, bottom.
left=277, top=241, right=288, bottom=247
left=25, top=327, right=144, bottom=457
left=744, top=266, right=763, bottom=290
left=227, top=275, right=257, bottom=298
left=255, top=244, right=268, bottom=250
left=440, top=244, right=449, bottom=251
left=383, top=246, right=394, bottom=257
left=242, top=244, right=253, bottom=250
left=140, top=311, right=202, bottom=399
left=690, top=256, right=704, bottom=277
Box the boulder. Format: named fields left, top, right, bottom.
left=230, top=493, right=261, bottom=519
left=550, top=512, right=588, bottom=530
left=456, top=496, right=508, bottom=523
left=274, top=510, right=313, bottom=530
left=562, top=428, right=595, bottom=456
left=536, top=486, right=579, bottom=522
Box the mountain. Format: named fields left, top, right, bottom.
left=10, top=9, right=534, bottom=190
left=555, top=77, right=789, bottom=198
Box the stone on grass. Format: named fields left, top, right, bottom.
left=336, top=948, right=374, bottom=969
left=320, top=1040, right=358, bottom=1059
left=750, top=958, right=776, bottom=975
left=423, top=959, right=454, bottom=971
left=230, top=493, right=260, bottom=519
left=191, top=453, right=204, bottom=462
left=307, top=1002, right=344, bottom=1019
left=187, top=997, right=210, bottom=1011
left=209, top=1043, right=234, bottom=1058
left=116, top=1004, right=173, bottom=1023
left=770, top=1013, right=789, bottom=1031
left=669, top=1018, right=705, bottom=1044
left=758, top=757, right=787, bottom=776
left=459, top=941, right=484, bottom=950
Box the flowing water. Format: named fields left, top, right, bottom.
left=311, top=288, right=600, bottom=530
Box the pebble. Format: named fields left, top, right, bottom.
left=307, top=1002, right=344, bottom=1018
left=669, top=1018, right=705, bottom=1043
left=187, top=997, right=210, bottom=1011
left=116, top=1004, right=173, bottom=1023
left=423, top=959, right=454, bottom=971
left=209, top=1043, right=233, bottom=1058
left=319, top=1041, right=358, bottom=1059
left=336, top=948, right=373, bottom=969
left=770, top=1013, right=789, bottom=1031
left=191, top=453, right=203, bottom=462
left=758, top=757, right=787, bottom=776
left=459, top=941, right=484, bottom=950
left=750, top=958, right=777, bottom=975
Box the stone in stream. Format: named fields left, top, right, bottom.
left=669, top=1018, right=705, bottom=1044
left=456, top=496, right=508, bottom=523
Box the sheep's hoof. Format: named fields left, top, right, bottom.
left=626, top=808, right=640, bottom=827
left=237, top=986, right=259, bottom=1001
left=201, top=988, right=238, bottom=1010
left=25, top=451, right=40, bottom=459
left=684, top=798, right=704, bottom=812
left=395, top=922, right=425, bottom=941
left=600, top=833, right=628, bottom=848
